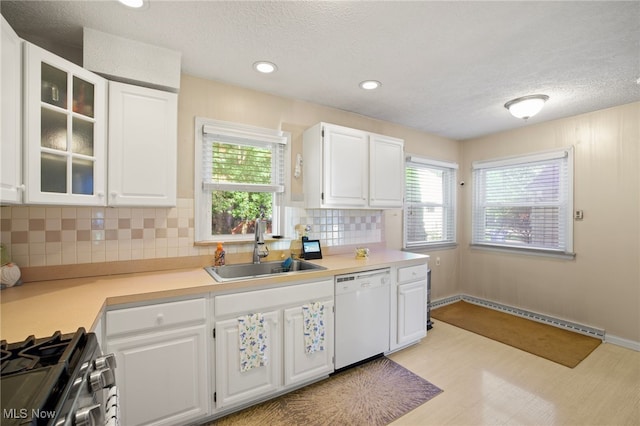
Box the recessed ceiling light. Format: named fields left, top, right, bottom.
left=118, top=0, right=145, bottom=8
left=253, top=61, right=278, bottom=74
left=359, top=80, right=381, bottom=90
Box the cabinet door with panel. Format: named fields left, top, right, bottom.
left=322, top=124, right=368, bottom=207
left=369, top=134, right=404, bottom=208
left=107, top=325, right=208, bottom=426
left=215, top=310, right=282, bottom=409
left=283, top=299, right=334, bottom=386
left=23, top=42, right=107, bottom=205
left=105, top=298, right=209, bottom=426
left=108, top=81, right=177, bottom=206
left=391, top=264, right=428, bottom=350
left=1, top=17, right=23, bottom=204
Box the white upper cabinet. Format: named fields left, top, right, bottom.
left=1, top=17, right=23, bottom=204
left=321, top=124, right=368, bottom=208
left=107, top=81, right=177, bottom=207
left=23, top=42, right=107, bottom=205
left=369, top=133, right=404, bottom=208
left=303, top=122, right=404, bottom=209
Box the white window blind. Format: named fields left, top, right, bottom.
left=202, top=123, right=286, bottom=193
left=472, top=147, right=573, bottom=254
left=404, top=156, right=457, bottom=248
left=194, top=117, right=288, bottom=241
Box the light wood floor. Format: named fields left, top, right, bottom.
left=388, top=321, right=640, bottom=426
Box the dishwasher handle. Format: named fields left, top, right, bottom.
left=352, top=268, right=390, bottom=280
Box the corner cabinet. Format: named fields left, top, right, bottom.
left=1, top=17, right=23, bottom=204
left=303, top=122, right=404, bottom=209
left=108, top=82, right=178, bottom=207
left=23, top=42, right=107, bottom=205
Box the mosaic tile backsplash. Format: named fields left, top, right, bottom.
left=0, top=200, right=383, bottom=267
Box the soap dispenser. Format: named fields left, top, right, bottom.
left=214, top=243, right=226, bottom=266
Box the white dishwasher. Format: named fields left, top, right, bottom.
left=334, top=268, right=390, bottom=369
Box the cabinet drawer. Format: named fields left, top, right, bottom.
left=215, top=279, right=333, bottom=318
left=397, top=264, right=427, bottom=283
left=107, top=298, right=206, bottom=337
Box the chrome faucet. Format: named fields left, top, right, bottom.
left=253, top=218, right=269, bottom=264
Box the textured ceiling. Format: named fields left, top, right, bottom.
left=2, top=1, right=639, bottom=140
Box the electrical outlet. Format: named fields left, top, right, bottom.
left=574, top=210, right=584, bottom=220
left=435, top=257, right=441, bottom=266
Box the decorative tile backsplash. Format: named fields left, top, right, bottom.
left=288, top=208, right=383, bottom=247
left=0, top=200, right=383, bottom=267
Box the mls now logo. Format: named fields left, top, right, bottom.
left=3, top=408, right=56, bottom=420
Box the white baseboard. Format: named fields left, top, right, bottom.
left=431, top=294, right=640, bottom=352
left=604, top=334, right=640, bottom=352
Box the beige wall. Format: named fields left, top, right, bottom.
left=177, top=73, right=462, bottom=296
left=459, top=102, right=640, bottom=344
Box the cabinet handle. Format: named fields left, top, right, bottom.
left=110, top=191, right=118, bottom=199
left=17, top=184, right=25, bottom=191
left=97, top=192, right=105, bottom=198
left=156, top=313, right=164, bottom=324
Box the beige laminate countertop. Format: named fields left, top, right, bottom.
left=0, top=250, right=428, bottom=342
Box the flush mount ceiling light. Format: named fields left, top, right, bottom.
left=504, top=94, right=549, bottom=120
left=359, top=80, right=382, bottom=90
left=253, top=61, right=278, bottom=74
left=118, top=0, right=145, bottom=8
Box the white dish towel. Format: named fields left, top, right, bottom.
left=238, top=312, right=269, bottom=372
left=302, top=302, right=326, bottom=354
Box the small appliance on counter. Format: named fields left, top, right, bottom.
left=0, top=328, right=119, bottom=425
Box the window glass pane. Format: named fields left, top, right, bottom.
left=404, top=160, right=456, bottom=248
left=211, top=190, right=272, bottom=235
left=484, top=162, right=560, bottom=204
left=197, top=119, right=287, bottom=241
left=472, top=150, right=571, bottom=253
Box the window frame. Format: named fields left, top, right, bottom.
left=403, top=155, right=458, bottom=250
left=194, top=117, right=288, bottom=243
left=471, top=147, right=574, bottom=256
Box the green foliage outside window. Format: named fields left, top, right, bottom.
left=210, top=142, right=274, bottom=235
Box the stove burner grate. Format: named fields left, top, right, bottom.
left=0, top=330, right=84, bottom=376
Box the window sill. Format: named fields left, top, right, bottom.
left=195, top=236, right=290, bottom=246
left=403, top=242, right=458, bottom=252
left=470, top=244, right=576, bottom=260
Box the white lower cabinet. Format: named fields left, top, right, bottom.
left=213, top=279, right=334, bottom=412
left=214, top=310, right=282, bottom=408
left=390, top=263, right=428, bottom=351
left=105, top=298, right=209, bottom=426
left=283, top=300, right=334, bottom=386
left=397, top=280, right=427, bottom=345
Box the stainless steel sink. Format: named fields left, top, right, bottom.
left=204, top=259, right=327, bottom=282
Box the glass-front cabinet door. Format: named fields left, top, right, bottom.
left=24, top=42, right=106, bottom=205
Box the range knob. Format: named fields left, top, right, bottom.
left=75, top=403, right=103, bottom=426
left=94, top=353, right=117, bottom=370
left=89, top=368, right=116, bottom=392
